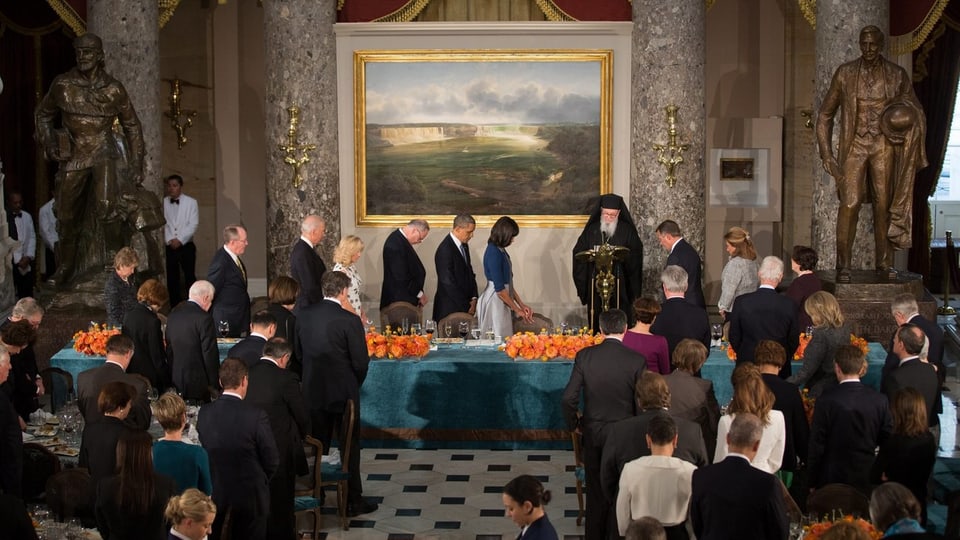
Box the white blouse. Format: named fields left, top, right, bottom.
left=333, top=263, right=362, bottom=315
left=713, top=410, right=786, bottom=473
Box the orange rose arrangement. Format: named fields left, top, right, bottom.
left=502, top=332, right=603, bottom=361
left=793, top=332, right=812, bottom=360
left=850, top=333, right=869, bottom=355
left=804, top=515, right=882, bottom=539
left=73, top=323, right=121, bottom=356
left=365, top=330, right=430, bottom=359
left=726, top=343, right=737, bottom=361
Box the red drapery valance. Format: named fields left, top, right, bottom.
left=336, top=0, right=632, bottom=22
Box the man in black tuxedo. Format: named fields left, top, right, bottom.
left=883, top=293, right=946, bottom=387
left=433, top=214, right=478, bottom=321
left=290, top=214, right=326, bottom=312
left=809, top=345, right=892, bottom=492
left=691, top=413, right=789, bottom=540
left=380, top=219, right=429, bottom=309
left=562, top=309, right=647, bottom=540
left=883, top=324, right=942, bottom=435
left=198, top=358, right=278, bottom=540
left=650, top=265, right=711, bottom=361
left=656, top=220, right=705, bottom=308
left=245, top=338, right=309, bottom=540
left=76, top=334, right=151, bottom=430
left=728, top=256, right=798, bottom=375
left=756, top=340, right=809, bottom=479
left=298, top=270, right=377, bottom=516
left=228, top=310, right=277, bottom=368
left=207, top=224, right=250, bottom=337
left=166, top=280, right=221, bottom=402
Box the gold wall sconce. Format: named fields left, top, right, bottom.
left=163, top=78, right=199, bottom=149
left=652, top=105, right=690, bottom=187
left=277, top=106, right=317, bottom=189
left=801, top=109, right=814, bottom=129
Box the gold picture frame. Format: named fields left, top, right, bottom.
left=354, top=49, right=613, bottom=228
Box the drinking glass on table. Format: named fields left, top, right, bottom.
left=401, top=317, right=410, bottom=335
left=410, top=323, right=422, bottom=336
left=217, top=320, right=230, bottom=338
left=711, top=323, right=723, bottom=347
left=443, top=322, right=453, bottom=338
left=470, top=327, right=481, bottom=341
left=458, top=321, right=470, bottom=347
left=424, top=319, right=436, bottom=335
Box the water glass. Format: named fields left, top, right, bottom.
left=217, top=320, right=230, bottom=338
left=401, top=317, right=410, bottom=335
left=443, top=323, right=453, bottom=338
left=410, top=323, right=422, bottom=336
left=470, top=327, right=481, bottom=340
left=711, top=323, right=723, bottom=347
left=424, top=319, right=436, bottom=335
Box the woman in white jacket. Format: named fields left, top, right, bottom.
left=714, top=362, right=786, bottom=473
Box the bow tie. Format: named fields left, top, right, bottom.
left=170, top=198, right=179, bottom=205
left=11, top=212, right=21, bottom=218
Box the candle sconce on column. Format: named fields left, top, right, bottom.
left=277, top=106, right=316, bottom=189
left=652, top=105, right=690, bottom=188
left=163, top=78, right=200, bottom=150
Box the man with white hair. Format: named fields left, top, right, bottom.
left=650, top=265, right=711, bottom=363
left=290, top=214, right=326, bottom=311
left=0, top=297, right=44, bottom=421
left=729, top=256, right=799, bottom=374
left=166, top=280, right=221, bottom=402
left=883, top=292, right=945, bottom=388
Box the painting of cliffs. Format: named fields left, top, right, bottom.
left=357, top=52, right=611, bottom=219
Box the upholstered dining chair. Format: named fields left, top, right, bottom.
left=46, top=468, right=94, bottom=526
left=294, top=435, right=324, bottom=537
left=321, top=399, right=356, bottom=530
left=40, top=367, right=73, bottom=413
left=570, top=427, right=585, bottom=526
left=436, top=312, right=477, bottom=339
left=22, top=443, right=61, bottom=502
left=806, top=483, right=870, bottom=518
left=380, top=301, right=421, bottom=330
left=513, top=312, right=554, bottom=335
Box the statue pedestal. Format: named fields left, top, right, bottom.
left=817, top=270, right=936, bottom=345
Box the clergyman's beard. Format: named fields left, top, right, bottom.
left=600, top=219, right=618, bottom=241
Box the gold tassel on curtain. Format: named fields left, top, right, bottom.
left=796, top=0, right=950, bottom=55
left=45, top=0, right=182, bottom=34
left=373, top=0, right=432, bottom=22
left=536, top=0, right=716, bottom=22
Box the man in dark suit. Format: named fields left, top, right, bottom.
left=650, top=265, right=711, bottom=361
left=656, top=220, right=705, bottom=308
left=76, top=334, right=150, bottom=430
left=0, top=349, right=23, bottom=497
left=562, top=309, right=647, bottom=540
left=883, top=324, right=942, bottom=435
left=166, top=280, right=221, bottom=402
left=756, top=340, right=809, bottom=479
left=691, top=413, right=789, bottom=540
left=883, top=293, right=946, bottom=387
left=433, top=214, right=478, bottom=321
left=298, top=270, right=377, bottom=516
left=207, top=224, right=250, bottom=337
left=197, top=358, right=279, bottom=540
left=809, top=345, right=892, bottom=491
left=728, top=256, right=799, bottom=375
left=245, top=338, right=309, bottom=540
left=290, top=214, right=326, bottom=312
left=380, top=219, right=429, bottom=309
left=0, top=308, right=40, bottom=422
left=228, top=310, right=277, bottom=368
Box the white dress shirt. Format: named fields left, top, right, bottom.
left=9, top=209, right=35, bottom=266
left=164, top=193, right=199, bottom=245
left=38, top=199, right=57, bottom=251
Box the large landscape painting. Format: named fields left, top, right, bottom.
left=354, top=50, right=612, bottom=226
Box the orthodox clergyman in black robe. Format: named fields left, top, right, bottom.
left=572, top=194, right=644, bottom=332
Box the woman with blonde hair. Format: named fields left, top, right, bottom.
left=787, top=290, right=851, bottom=397
left=165, top=488, right=217, bottom=540
left=717, top=227, right=758, bottom=319
left=105, top=246, right=140, bottom=326
left=151, top=391, right=212, bottom=494
left=714, top=363, right=785, bottom=473
left=333, top=235, right=366, bottom=321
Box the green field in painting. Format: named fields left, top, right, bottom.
left=365, top=126, right=599, bottom=216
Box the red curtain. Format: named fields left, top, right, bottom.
left=892, top=0, right=942, bottom=36
left=337, top=0, right=631, bottom=22
left=338, top=0, right=427, bottom=22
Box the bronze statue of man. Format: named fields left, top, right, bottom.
left=816, top=25, right=927, bottom=278
left=35, top=32, right=145, bottom=288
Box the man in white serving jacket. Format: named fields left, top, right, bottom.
left=38, top=198, right=57, bottom=281
left=164, top=174, right=199, bottom=308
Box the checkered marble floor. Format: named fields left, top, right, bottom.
left=303, top=449, right=585, bottom=539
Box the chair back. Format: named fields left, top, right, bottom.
left=46, top=468, right=94, bottom=524
left=437, top=312, right=476, bottom=337
left=294, top=435, right=324, bottom=498
left=806, top=483, right=870, bottom=518
left=41, top=367, right=74, bottom=412
left=380, top=301, right=421, bottom=329
left=336, top=400, right=356, bottom=474
left=22, top=443, right=62, bottom=501
left=513, top=312, right=555, bottom=334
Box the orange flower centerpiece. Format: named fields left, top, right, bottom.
left=795, top=332, right=867, bottom=361
left=73, top=323, right=121, bottom=356
left=850, top=333, right=869, bottom=355
left=804, top=515, right=882, bottom=539
left=502, top=331, right=603, bottom=361
left=365, top=327, right=430, bottom=359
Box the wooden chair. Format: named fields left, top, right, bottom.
left=437, top=312, right=476, bottom=338
left=293, top=435, right=324, bottom=538
left=321, top=399, right=356, bottom=530
left=46, top=468, right=94, bottom=526
left=379, top=301, right=421, bottom=330
left=514, top=312, right=554, bottom=334
left=40, top=367, right=74, bottom=413
left=570, top=430, right=585, bottom=526
left=22, top=443, right=61, bottom=502
left=806, top=483, right=870, bottom=518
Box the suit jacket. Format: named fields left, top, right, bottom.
left=79, top=416, right=134, bottom=482
left=290, top=238, right=326, bottom=311
left=266, top=303, right=301, bottom=378
left=691, top=455, right=789, bottom=540
left=882, top=357, right=942, bottom=427
left=883, top=314, right=946, bottom=386
left=206, top=247, right=250, bottom=337
left=728, top=287, right=799, bottom=369
left=433, top=233, right=478, bottom=321
left=651, top=297, right=711, bottom=362
left=762, top=373, right=809, bottom=471
left=0, top=393, right=22, bottom=496
left=197, top=394, right=279, bottom=513
left=228, top=335, right=268, bottom=368
left=245, top=358, right=310, bottom=468
left=784, top=272, right=821, bottom=331
left=561, top=339, right=647, bottom=446
left=380, top=229, right=426, bottom=308
left=77, top=362, right=151, bottom=430
left=95, top=472, right=178, bottom=540
left=122, top=302, right=169, bottom=391
left=664, top=370, right=721, bottom=457
left=297, top=299, right=370, bottom=413
left=600, top=409, right=708, bottom=503
left=165, top=300, right=221, bottom=402
left=808, top=381, right=892, bottom=490
left=0, top=318, right=39, bottom=421
left=0, top=493, right=37, bottom=539
left=519, top=513, right=558, bottom=540
left=666, top=238, right=705, bottom=308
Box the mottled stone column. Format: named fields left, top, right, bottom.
left=263, top=1, right=340, bottom=280
left=631, top=0, right=706, bottom=296
left=811, top=0, right=889, bottom=270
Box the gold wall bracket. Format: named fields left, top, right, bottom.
left=163, top=78, right=198, bottom=149
left=651, top=104, right=690, bottom=188
left=277, top=106, right=317, bottom=189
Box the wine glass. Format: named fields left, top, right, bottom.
left=711, top=323, right=723, bottom=347
left=401, top=317, right=410, bottom=336
left=218, top=320, right=230, bottom=338
left=806, top=325, right=815, bottom=338
left=424, top=319, right=436, bottom=336
left=470, top=327, right=481, bottom=341
left=443, top=322, right=453, bottom=338
left=410, top=323, right=422, bottom=336
left=560, top=322, right=569, bottom=336
left=458, top=321, right=470, bottom=345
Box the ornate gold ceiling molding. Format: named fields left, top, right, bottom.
left=372, top=0, right=432, bottom=23
left=45, top=0, right=181, bottom=36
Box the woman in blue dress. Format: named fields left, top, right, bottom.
left=502, top=474, right=559, bottom=540
left=477, top=216, right=533, bottom=338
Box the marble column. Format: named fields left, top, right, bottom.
left=811, top=0, right=889, bottom=270
left=631, top=0, right=706, bottom=296
left=263, top=1, right=340, bottom=280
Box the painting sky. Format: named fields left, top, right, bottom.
left=364, top=60, right=601, bottom=126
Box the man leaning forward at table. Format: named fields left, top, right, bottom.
left=562, top=309, right=647, bottom=540
left=298, top=270, right=377, bottom=516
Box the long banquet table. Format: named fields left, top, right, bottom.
left=50, top=341, right=887, bottom=449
